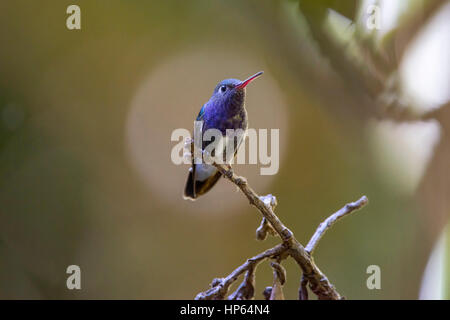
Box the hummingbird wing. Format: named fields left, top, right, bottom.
left=196, top=104, right=206, bottom=121
left=186, top=132, right=245, bottom=200
left=184, top=104, right=229, bottom=200
left=184, top=104, right=220, bottom=200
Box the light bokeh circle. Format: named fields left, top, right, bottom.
left=126, top=47, right=289, bottom=216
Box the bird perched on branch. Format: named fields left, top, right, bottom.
left=184, top=71, right=263, bottom=200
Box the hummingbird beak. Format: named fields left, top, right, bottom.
left=235, top=71, right=264, bottom=90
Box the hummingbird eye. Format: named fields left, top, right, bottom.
left=219, top=85, right=227, bottom=93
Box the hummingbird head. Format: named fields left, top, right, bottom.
left=211, top=71, right=263, bottom=114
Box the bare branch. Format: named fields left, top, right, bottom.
left=191, top=143, right=369, bottom=300
left=256, top=195, right=278, bottom=240
left=299, top=274, right=309, bottom=300
left=227, top=268, right=255, bottom=300
left=270, top=262, right=286, bottom=300
left=211, top=162, right=350, bottom=300
left=306, top=196, right=369, bottom=254
left=213, top=163, right=294, bottom=242
left=195, top=244, right=287, bottom=300
left=256, top=217, right=277, bottom=241
left=262, top=286, right=272, bottom=300
left=270, top=261, right=286, bottom=285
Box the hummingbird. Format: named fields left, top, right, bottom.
left=184, top=71, right=264, bottom=200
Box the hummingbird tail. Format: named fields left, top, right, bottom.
left=183, top=169, right=197, bottom=201
left=183, top=170, right=222, bottom=201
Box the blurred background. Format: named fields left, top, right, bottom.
left=0, top=0, right=449, bottom=299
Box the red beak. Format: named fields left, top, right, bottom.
left=235, top=71, right=264, bottom=89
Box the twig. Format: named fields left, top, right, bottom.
left=227, top=267, right=255, bottom=300
left=191, top=143, right=369, bottom=300
left=195, top=244, right=287, bottom=300
left=299, top=274, right=309, bottom=300
left=213, top=163, right=293, bottom=242
left=299, top=196, right=368, bottom=299
left=262, top=287, right=272, bottom=300
left=306, top=196, right=369, bottom=254
left=214, top=162, right=343, bottom=299
left=256, top=217, right=277, bottom=241
left=270, top=262, right=286, bottom=300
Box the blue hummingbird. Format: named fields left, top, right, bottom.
left=184, top=71, right=264, bottom=200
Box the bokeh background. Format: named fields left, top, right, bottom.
left=0, top=0, right=449, bottom=299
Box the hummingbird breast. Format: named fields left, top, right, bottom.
left=223, top=108, right=248, bottom=132
left=204, top=105, right=247, bottom=134
left=202, top=106, right=248, bottom=163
